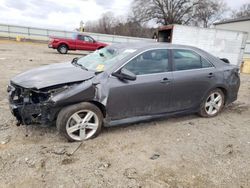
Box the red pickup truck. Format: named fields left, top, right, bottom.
left=48, top=34, right=108, bottom=54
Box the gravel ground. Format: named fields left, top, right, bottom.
left=0, top=40, right=250, bottom=188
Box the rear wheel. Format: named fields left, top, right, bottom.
left=57, top=44, right=68, bottom=54
left=56, top=102, right=103, bottom=142
left=199, top=89, right=224, bottom=117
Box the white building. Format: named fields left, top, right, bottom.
left=214, top=17, right=250, bottom=59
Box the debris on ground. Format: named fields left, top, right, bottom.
left=188, top=122, right=195, bottom=125
left=66, top=142, right=83, bottom=156
left=98, top=161, right=111, bottom=170
left=224, top=144, right=234, bottom=155
left=0, top=136, right=11, bottom=145
left=52, top=147, right=66, bottom=155
left=25, top=157, right=36, bottom=168
left=40, top=159, right=46, bottom=168
left=0, top=123, right=10, bottom=131
left=61, top=158, right=76, bottom=165
left=150, top=154, right=160, bottom=160
left=124, top=168, right=137, bottom=179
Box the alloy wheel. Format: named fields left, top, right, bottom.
left=66, top=110, right=99, bottom=141
left=205, top=91, right=223, bottom=116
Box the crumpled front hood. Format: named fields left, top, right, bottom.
left=11, top=62, right=95, bottom=89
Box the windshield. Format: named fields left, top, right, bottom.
left=76, top=47, right=137, bottom=72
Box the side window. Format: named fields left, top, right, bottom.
left=123, top=49, right=169, bottom=75
left=84, top=36, right=94, bottom=43
left=173, top=49, right=212, bottom=71
left=201, top=57, right=213, bottom=68
left=78, top=35, right=84, bottom=41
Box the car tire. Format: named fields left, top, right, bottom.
left=56, top=102, right=103, bottom=142
left=199, top=89, right=225, bottom=117
left=57, top=44, right=68, bottom=54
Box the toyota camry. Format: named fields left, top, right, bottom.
left=8, top=43, right=240, bottom=141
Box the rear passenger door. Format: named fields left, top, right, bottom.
left=171, top=49, right=217, bottom=111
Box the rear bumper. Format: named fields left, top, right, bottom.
left=226, top=77, right=240, bottom=105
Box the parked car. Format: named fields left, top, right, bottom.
left=48, top=33, right=107, bottom=54
left=8, top=43, right=240, bottom=142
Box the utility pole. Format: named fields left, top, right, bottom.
left=80, top=20, right=85, bottom=32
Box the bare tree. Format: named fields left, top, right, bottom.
left=85, top=11, right=155, bottom=38
left=193, top=0, right=227, bottom=27
left=98, top=12, right=116, bottom=34
left=232, top=3, right=250, bottom=18
left=132, top=0, right=200, bottom=25
left=85, top=12, right=116, bottom=34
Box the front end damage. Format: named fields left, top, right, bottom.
left=8, top=82, right=58, bottom=125
left=7, top=80, right=97, bottom=126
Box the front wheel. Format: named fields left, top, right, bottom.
left=199, top=89, right=225, bottom=117
left=56, top=102, right=103, bottom=142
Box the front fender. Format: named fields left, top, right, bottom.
left=50, top=80, right=96, bottom=107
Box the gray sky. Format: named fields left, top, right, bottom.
left=0, top=0, right=248, bottom=30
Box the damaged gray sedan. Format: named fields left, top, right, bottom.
left=8, top=43, right=240, bottom=141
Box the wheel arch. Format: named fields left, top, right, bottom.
left=206, top=85, right=228, bottom=105
left=54, top=100, right=106, bottom=123
left=89, top=100, right=106, bottom=118
left=216, top=86, right=228, bottom=104
left=53, top=100, right=106, bottom=121
left=200, top=85, right=228, bottom=107
left=58, top=42, right=69, bottom=49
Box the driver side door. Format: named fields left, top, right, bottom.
left=106, top=49, right=174, bottom=120
left=83, top=36, right=97, bottom=51
left=75, top=35, right=88, bottom=50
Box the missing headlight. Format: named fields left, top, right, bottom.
left=30, top=91, right=50, bottom=104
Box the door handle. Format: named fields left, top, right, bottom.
left=160, top=77, right=171, bottom=84
left=207, top=73, right=215, bottom=78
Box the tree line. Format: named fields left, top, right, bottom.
left=84, top=1, right=250, bottom=38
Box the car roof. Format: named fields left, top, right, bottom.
left=109, top=42, right=230, bottom=68
left=110, top=42, right=202, bottom=51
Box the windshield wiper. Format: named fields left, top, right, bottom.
left=71, top=57, right=88, bottom=71
left=95, top=71, right=103, bottom=75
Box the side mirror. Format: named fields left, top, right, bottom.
left=71, top=57, right=79, bottom=63
left=220, top=58, right=230, bottom=64
left=112, top=68, right=136, bottom=81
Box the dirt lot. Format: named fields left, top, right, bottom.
left=0, top=40, right=250, bottom=188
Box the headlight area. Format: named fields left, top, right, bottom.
left=8, top=83, right=78, bottom=126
